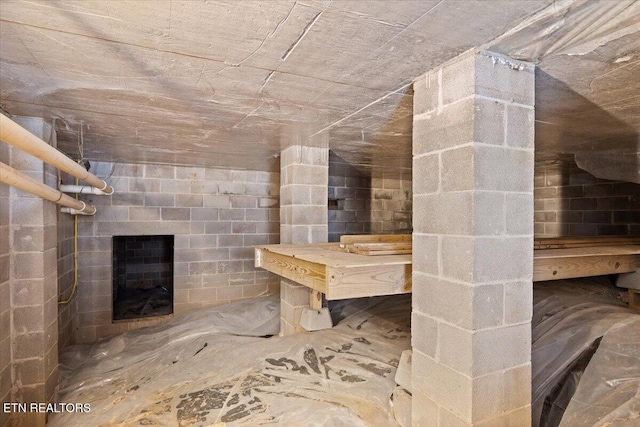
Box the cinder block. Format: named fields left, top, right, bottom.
left=111, top=192, right=145, bottom=206
left=129, top=207, right=160, bottom=221
left=411, top=313, right=438, bottom=358
left=205, top=168, right=232, bottom=181
left=413, top=97, right=474, bottom=155
left=128, top=178, right=160, bottom=193
left=144, top=193, right=175, bottom=207
left=413, top=193, right=473, bottom=235
left=176, top=166, right=205, bottom=180
left=291, top=206, right=327, bottom=226
left=440, top=50, right=475, bottom=106
left=189, top=234, right=218, bottom=249
left=14, top=358, right=45, bottom=386
left=282, top=164, right=328, bottom=186
left=188, top=261, right=217, bottom=276
left=473, top=237, right=533, bottom=282
left=503, top=363, right=531, bottom=411
left=413, top=70, right=440, bottom=115
left=506, top=193, right=533, bottom=235
left=160, top=179, right=190, bottom=194
left=473, top=191, right=505, bottom=236
left=412, top=389, right=440, bottom=427
left=144, top=164, right=175, bottom=179
left=504, top=281, right=533, bottom=325
left=14, top=252, right=45, bottom=279
left=506, top=105, right=534, bottom=149
left=472, top=323, right=531, bottom=376
left=475, top=52, right=535, bottom=106
left=474, top=97, right=505, bottom=146
left=439, top=407, right=470, bottom=427
left=471, top=370, right=505, bottom=422
left=190, top=208, right=218, bottom=221
left=230, top=196, right=256, bottom=209
left=474, top=145, right=534, bottom=192
left=413, top=234, right=439, bottom=276
left=176, top=194, right=203, bottom=208
left=218, top=182, right=244, bottom=195
left=161, top=208, right=190, bottom=221
left=413, top=153, right=440, bottom=195
left=12, top=226, right=44, bottom=252
left=188, top=288, right=217, bottom=303
left=14, top=332, right=45, bottom=360
left=412, top=350, right=472, bottom=420
left=438, top=322, right=473, bottom=375
left=413, top=274, right=473, bottom=328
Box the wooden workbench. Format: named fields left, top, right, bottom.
left=255, top=236, right=640, bottom=299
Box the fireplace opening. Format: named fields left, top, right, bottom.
left=112, top=235, right=174, bottom=321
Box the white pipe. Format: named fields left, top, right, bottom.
left=0, top=113, right=114, bottom=194
left=61, top=206, right=96, bottom=216
left=59, top=184, right=111, bottom=195
left=0, top=162, right=97, bottom=215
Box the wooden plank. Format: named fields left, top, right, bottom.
left=533, top=253, right=640, bottom=281
left=327, top=242, right=412, bottom=256
left=535, top=237, right=640, bottom=250
left=254, top=247, right=327, bottom=293
left=325, top=264, right=412, bottom=300
left=339, top=234, right=412, bottom=244
left=258, top=244, right=411, bottom=268
left=534, top=245, right=640, bottom=259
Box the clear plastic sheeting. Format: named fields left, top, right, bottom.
left=533, top=277, right=640, bottom=427
left=51, top=294, right=411, bottom=427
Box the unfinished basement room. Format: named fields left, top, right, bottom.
left=1, top=1, right=639, bottom=426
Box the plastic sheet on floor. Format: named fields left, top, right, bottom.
left=533, top=277, right=640, bottom=427
left=51, top=294, right=411, bottom=427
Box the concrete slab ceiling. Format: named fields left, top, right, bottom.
left=0, top=0, right=638, bottom=179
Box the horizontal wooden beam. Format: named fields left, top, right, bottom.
left=326, top=264, right=412, bottom=300
left=533, top=245, right=640, bottom=281
left=535, top=236, right=640, bottom=250
left=255, top=247, right=327, bottom=293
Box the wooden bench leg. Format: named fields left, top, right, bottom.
left=310, top=289, right=323, bottom=311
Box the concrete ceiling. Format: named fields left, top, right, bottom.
left=0, top=0, right=638, bottom=179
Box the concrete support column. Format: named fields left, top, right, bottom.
left=279, top=144, right=328, bottom=335
left=8, top=118, right=59, bottom=427
left=411, top=51, right=535, bottom=426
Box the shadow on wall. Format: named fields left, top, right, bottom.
left=534, top=70, right=640, bottom=236
left=535, top=69, right=639, bottom=182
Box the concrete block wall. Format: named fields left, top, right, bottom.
left=280, top=145, right=328, bottom=335
left=74, top=161, right=280, bottom=343
left=0, top=140, right=11, bottom=427
left=5, top=118, right=60, bottom=427
left=412, top=50, right=534, bottom=426
left=328, top=154, right=412, bottom=241
left=57, top=173, right=76, bottom=350
left=534, top=166, right=640, bottom=237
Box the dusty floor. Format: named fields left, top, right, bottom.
left=51, top=295, right=411, bottom=426
left=51, top=277, right=640, bottom=427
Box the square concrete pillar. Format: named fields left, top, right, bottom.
left=279, top=144, right=328, bottom=335
left=412, top=51, right=534, bottom=426
left=8, top=117, right=59, bottom=427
